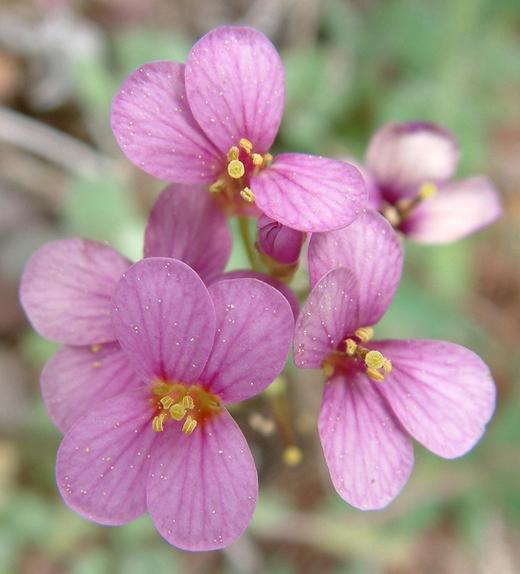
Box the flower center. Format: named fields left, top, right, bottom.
left=321, top=326, right=392, bottom=382
left=150, top=382, right=221, bottom=435
left=208, top=138, right=272, bottom=213
left=383, top=181, right=437, bottom=226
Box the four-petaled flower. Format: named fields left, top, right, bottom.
left=294, top=209, right=496, bottom=509
left=111, top=26, right=366, bottom=233
left=52, top=258, right=294, bottom=550
left=364, top=122, right=502, bottom=243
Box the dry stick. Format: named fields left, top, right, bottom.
left=0, top=105, right=114, bottom=177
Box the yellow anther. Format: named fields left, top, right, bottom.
left=345, top=338, right=357, bottom=356
left=91, top=344, right=102, bottom=353
left=182, top=415, right=198, bottom=435
left=92, top=361, right=102, bottom=369
left=252, top=153, right=263, bottom=167
left=209, top=179, right=226, bottom=193
left=152, top=383, right=172, bottom=396
left=169, top=402, right=186, bottom=421
left=228, top=159, right=245, bottom=179
left=419, top=181, right=437, bottom=200
left=240, top=187, right=256, bottom=202
left=283, top=446, right=303, bottom=467
left=182, top=395, right=194, bottom=410
left=160, top=396, right=174, bottom=409
left=322, top=361, right=334, bottom=378
left=365, top=350, right=386, bottom=370
left=152, top=413, right=166, bottom=432
left=227, top=146, right=239, bottom=161
left=239, top=138, right=253, bottom=154
left=366, top=367, right=385, bottom=382
left=355, top=326, right=374, bottom=343
left=263, top=153, right=273, bottom=165
left=383, top=359, right=393, bottom=375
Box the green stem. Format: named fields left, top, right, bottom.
left=238, top=216, right=260, bottom=271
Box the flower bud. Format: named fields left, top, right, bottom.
left=256, top=214, right=304, bottom=265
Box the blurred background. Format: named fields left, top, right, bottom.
left=0, top=0, right=519, bottom=572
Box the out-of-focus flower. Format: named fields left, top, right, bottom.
left=365, top=122, right=502, bottom=243
left=111, top=26, right=366, bottom=232
left=294, top=209, right=496, bottom=509
left=54, top=258, right=294, bottom=550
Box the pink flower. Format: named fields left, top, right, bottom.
left=111, top=26, right=366, bottom=232
left=54, top=258, right=294, bottom=549
left=294, top=209, right=496, bottom=509
left=365, top=122, right=502, bottom=243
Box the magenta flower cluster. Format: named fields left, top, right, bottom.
left=20, top=26, right=501, bottom=551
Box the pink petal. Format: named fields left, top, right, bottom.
left=144, top=184, right=231, bottom=283
left=41, top=343, right=141, bottom=433
left=20, top=238, right=130, bottom=345
left=294, top=268, right=360, bottom=369
left=252, top=154, right=366, bottom=232
left=401, top=176, right=503, bottom=244
left=319, top=372, right=414, bottom=510
left=374, top=339, right=496, bottom=458
left=218, top=270, right=300, bottom=320
left=200, top=278, right=293, bottom=403
left=308, top=209, right=403, bottom=326
left=56, top=390, right=156, bottom=525
left=185, top=26, right=284, bottom=154
left=147, top=408, right=257, bottom=551
left=111, top=258, right=215, bottom=383
left=366, top=122, right=459, bottom=202
left=256, top=213, right=304, bottom=265
left=111, top=62, right=221, bottom=184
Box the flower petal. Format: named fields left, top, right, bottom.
left=111, top=258, right=215, bottom=383
left=219, top=269, right=300, bottom=320
left=20, top=238, right=130, bottom=345
left=308, top=209, right=403, bottom=326
left=111, top=62, right=221, bottom=184
left=144, top=184, right=231, bottom=283
left=294, top=268, right=360, bottom=369
left=252, top=154, right=366, bottom=232
left=147, top=408, right=257, bottom=551
left=374, top=339, right=496, bottom=458
left=185, top=26, right=284, bottom=154
left=41, top=343, right=141, bottom=433
left=56, top=390, right=156, bottom=525
left=400, top=176, right=503, bottom=244
left=200, top=278, right=293, bottom=403
left=256, top=213, right=304, bottom=265
left=319, top=372, right=414, bottom=510
left=366, top=122, right=459, bottom=202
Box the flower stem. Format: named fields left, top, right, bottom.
left=238, top=216, right=260, bottom=271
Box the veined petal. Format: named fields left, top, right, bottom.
left=144, top=185, right=231, bottom=283
left=218, top=270, right=300, bottom=319
left=56, top=390, right=156, bottom=525
left=294, top=268, right=360, bottom=369
left=319, top=372, right=414, bottom=510
left=252, top=154, right=366, bottom=232
left=366, top=122, right=459, bottom=202
left=20, top=238, right=130, bottom=345
left=111, top=62, right=221, bottom=184
left=200, top=278, right=293, bottom=403
left=308, top=209, right=402, bottom=326
left=42, top=343, right=141, bottom=433
left=147, top=408, right=257, bottom=551
left=401, top=176, right=503, bottom=244
left=185, top=26, right=284, bottom=154
left=111, top=258, right=216, bottom=383
left=374, top=340, right=496, bottom=458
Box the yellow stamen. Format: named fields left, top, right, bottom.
left=365, top=350, right=385, bottom=370
left=228, top=159, right=245, bottom=179
left=345, top=338, right=357, bottom=356
left=283, top=445, right=303, bottom=467
left=169, top=402, right=186, bottom=421
left=383, top=359, right=393, bottom=375
left=182, top=415, right=198, bottom=435
left=209, top=178, right=226, bottom=193
left=366, top=367, right=385, bottom=382
left=355, top=326, right=374, bottom=343
left=263, top=153, right=273, bottom=166
left=182, top=395, right=194, bottom=410
left=227, top=146, right=239, bottom=161
left=152, top=383, right=172, bottom=396
left=251, top=153, right=263, bottom=167
left=239, top=138, right=253, bottom=154
left=240, top=187, right=256, bottom=202
left=91, top=344, right=102, bottom=353
left=152, top=413, right=166, bottom=432
left=419, top=181, right=437, bottom=200
left=92, top=361, right=102, bottom=369
left=160, top=396, right=174, bottom=409
left=322, top=361, right=334, bottom=378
